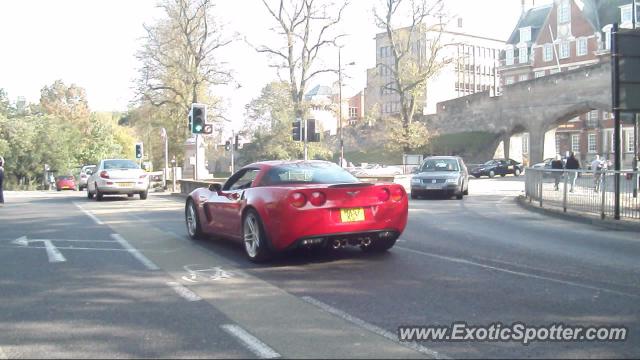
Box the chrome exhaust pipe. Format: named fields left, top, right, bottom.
left=332, top=239, right=342, bottom=250
left=361, top=238, right=372, bottom=247
left=340, top=240, right=347, bottom=247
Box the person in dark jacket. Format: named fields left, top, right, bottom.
left=0, top=156, right=4, bottom=205
left=565, top=152, right=580, bottom=192
left=551, top=154, right=564, bottom=191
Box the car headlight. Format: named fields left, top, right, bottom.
left=446, top=178, right=458, bottom=184
left=411, top=178, right=421, bottom=184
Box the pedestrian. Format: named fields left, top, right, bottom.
left=0, top=156, right=4, bottom=206
left=591, top=155, right=604, bottom=192
left=565, top=152, right=580, bottom=192
left=551, top=154, right=564, bottom=191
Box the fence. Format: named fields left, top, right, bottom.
left=525, top=168, right=640, bottom=220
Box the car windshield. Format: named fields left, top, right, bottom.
left=263, top=163, right=359, bottom=185
left=483, top=160, right=497, bottom=165
left=420, top=159, right=459, bottom=172
left=103, top=160, right=139, bottom=170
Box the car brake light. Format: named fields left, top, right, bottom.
left=289, top=192, right=307, bottom=208
left=309, top=191, right=326, bottom=206
left=81, top=174, right=87, bottom=178
left=377, top=188, right=390, bottom=201
left=391, top=186, right=404, bottom=202
left=100, top=171, right=109, bottom=179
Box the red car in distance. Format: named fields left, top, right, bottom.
left=185, top=161, right=408, bottom=262
left=55, top=175, right=77, bottom=191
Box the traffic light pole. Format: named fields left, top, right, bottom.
left=194, top=134, right=199, bottom=180
left=303, top=119, right=308, bottom=161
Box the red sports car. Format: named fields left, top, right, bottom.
left=55, top=175, right=77, bottom=191
left=185, top=161, right=408, bottom=262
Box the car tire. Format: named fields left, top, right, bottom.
left=456, top=193, right=464, bottom=200
left=514, top=168, right=521, bottom=176
left=364, top=235, right=397, bottom=253
left=95, top=184, right=104, bottom=201
left=242, top=209, right=272, bottom=263
left=87, top=189, right=94, bottom=199
left=489, top=170, right=495, bottom=178
left=500, top=174, right=506, bottom=177
left=127, top=194, right=134, bottom=198
left=185, top=199, right=205, bottom=240
left=473, top=175, right=480, bottom=178
left=463, top=187, right=469, bottom=196
left=139, top=190, right=148, bottom=200
left=410, top=192, right=419, bottom=200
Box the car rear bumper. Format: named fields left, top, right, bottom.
left=97, top=180, right=149, bottom=194
left=411, top=183, right=460, bottom=193
left=284, top=229, right=401, bottom=251
left=262, top=201, right=408, bottom=252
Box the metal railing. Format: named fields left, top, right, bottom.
left=525, top=168, right=640, bottom=220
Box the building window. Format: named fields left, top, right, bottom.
left=550, top=68, right=561, bottom=74
left=558, top=0, right=571, bottom=23
left=543, top=44, right=553, bottom=62
left=604, top=26, right=612, bottom=50
left=576, top=37, right=588, bottom=56
left=555, top=135, right=562, bottom=154
left=518, top=46, right=528, bottom=64
left=520, top=27, right=531, bottom=43
left=535, top=71, right=545, bottom=78
left=349, top=107, right=357, bottom=119
left=621, top=4, right=633, bottom=25
left=505, top=48, right=514, bottom=65
left=603, top=111, right=610, bottom=120
left=586, top=110, right=599, bottom=127
left=519, top=74, right=529, bottom=82
left=588, top=133, right=597, bottom=153
left=505, top=77, right=514, bottom=85
left=571, top=134, right=580, bottom=154
left=559, top=41, right=570, bottom=59
left=522, top=133, right=529, bottom=154
left=627, top=130, right=635, bottom=153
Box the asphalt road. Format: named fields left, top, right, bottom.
left=1, top=177, right=639, bottom=359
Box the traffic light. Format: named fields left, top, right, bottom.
left=190, top=103, right=207, bottom=134
left=225, top=140, right=231, bottom=151
left=306, top=119, right=320, bottom=142
left=292, top=120, right=302, bottom=141
left=234, top=135, right=240, bottom=150
left=135, top=143, right=143, bottom=159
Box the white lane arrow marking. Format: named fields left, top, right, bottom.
left=11, top=236, right=67, bottom=263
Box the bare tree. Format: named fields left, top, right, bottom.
left=257, top=0, right=348, bottom=122
left=374, top=0, right=448, bottom=152
left=137, top=0, right=232, bottom=115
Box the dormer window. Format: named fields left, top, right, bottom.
left=520, top=27, right=532, bottom=43
left=558, top=0, right=571, bottom=24
left=506, top=47, right=514, bottom=65
left=620, top=4, right=632, bottom=26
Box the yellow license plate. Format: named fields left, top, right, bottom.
left=340, top=207, right=365, bottom=222
left=118, top=182, right=134, bottom=187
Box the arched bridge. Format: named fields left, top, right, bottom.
left=423, top=60, right=611, bottom=164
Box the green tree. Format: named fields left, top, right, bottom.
left=39, top=80, right=91, bottom=127
left=241, top=81, right=332, bottom=163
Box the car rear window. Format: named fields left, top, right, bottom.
left=103, top=160, right=139, bottom=170
left=420, top=159, right=460, bottom=172
left=57, top=176, right=74, bottom=180
left=263, top=163, right=358, bottom=185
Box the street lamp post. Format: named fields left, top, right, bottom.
left=337, top=47, right=355, bottom=168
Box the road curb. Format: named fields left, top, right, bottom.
left=516, top=195, right=640, bottom=232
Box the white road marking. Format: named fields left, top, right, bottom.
left=396, top=246, right=640, bottom=298
left=73, top=202, right=104, bottom=225
left=111, top=233, right=159, bottom=270
left=11, top=236, right=66, bottom=263
left=220, top=324, right=281, bottom=359
left=166, top=282, right=202, bottom=302
left=301, top=296, right=446, bottom=359
left=0, top=346, right=8, bottom=359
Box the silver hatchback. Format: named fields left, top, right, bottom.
left=410, top=156, right=469, bottom=200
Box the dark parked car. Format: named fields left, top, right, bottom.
left=470, top=159, right=523, bottom=178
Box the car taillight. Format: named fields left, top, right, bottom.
left=289, top=192, right=307, bottom=208
left=377, top=188, right=390, bottom=202
left=81, top=174, right=87, bottom=178
left=309, top=191, right=326, bottom=206
left=100, top=171, right=109, bottom=179
left=139, top=174, right=147, bottom=179
left=391, top=186, right=404, bottom=202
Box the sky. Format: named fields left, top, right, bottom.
left=0, top=0, right=552, bottom=132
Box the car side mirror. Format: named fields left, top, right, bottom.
left=208, top=183, right=222, bottom=193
